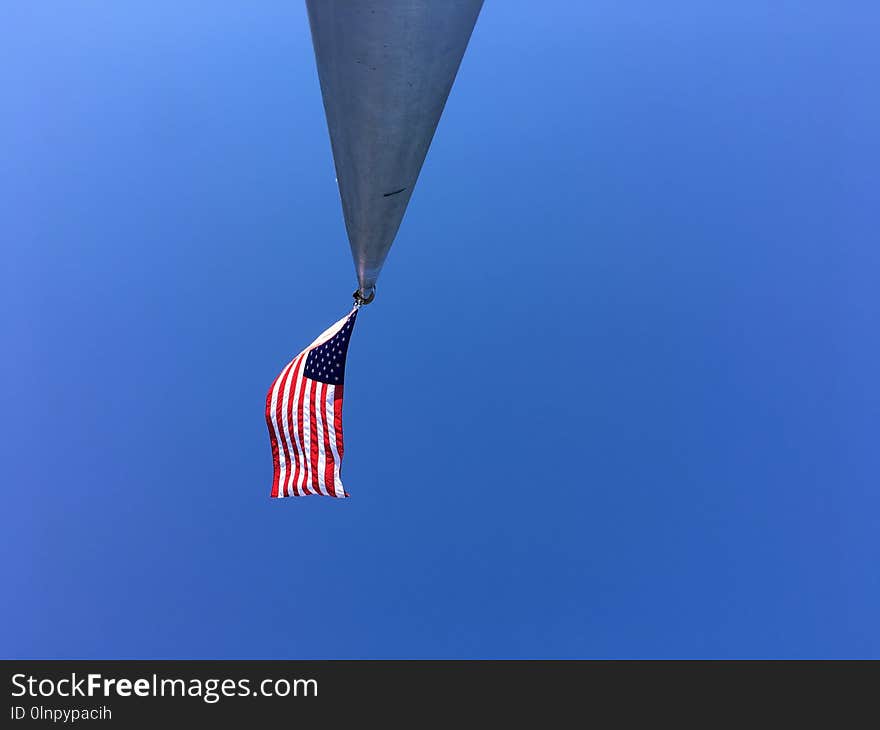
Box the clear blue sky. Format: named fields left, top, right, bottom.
left=3, top=2, right=878, bottom=658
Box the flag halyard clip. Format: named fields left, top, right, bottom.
left=352, top=288, right=375, bottom=307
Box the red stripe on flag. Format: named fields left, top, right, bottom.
left=265, top=373, right=283, bottom=498
left=321, top=383, right=336, bottom=496
left=333, top=385, right=345, bottom=462
left=309, top=379, right=321, bottom=495
left=284, top=356, right=305, bottom=497
left=333, top=386, right=347, bottom=496
left=275, top=358, right=297, bottom=498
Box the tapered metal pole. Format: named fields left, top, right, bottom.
left=306, top=0, right=484, bottom=301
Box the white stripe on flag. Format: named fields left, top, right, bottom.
left=279, top=355, right=300, bottom=498
left=300, top=377, right=313, bottom=494
left=324, top=385, right=343, bottom=497
left=288, top=359, right=307, bottom=497
left=314, top=384, right=329, bottom=496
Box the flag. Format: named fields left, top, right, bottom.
left=265, top=306, right=358, bottom=498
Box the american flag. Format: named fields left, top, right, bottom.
left=265, top=307, right=358, bottom=498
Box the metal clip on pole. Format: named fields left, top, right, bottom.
left=352, top=287, right=375, bottom=307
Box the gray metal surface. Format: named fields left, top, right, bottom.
left=306, top=0, right=483, bottom=300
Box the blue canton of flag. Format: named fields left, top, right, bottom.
left=302, top=315, right=354, bottom=385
